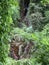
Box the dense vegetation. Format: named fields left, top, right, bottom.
left=0, top=0, right=49, bottom=65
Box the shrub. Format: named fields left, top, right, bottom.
left=32, top=24, right=49, bottom=65
left=0, top=0, right=17, bottom=64
left=26, top=0, right=49, bottom=31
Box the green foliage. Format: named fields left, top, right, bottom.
left=0, top=0, right=49, bottom=65
left=12, top=8, right=20, bottom=27
left=0, top=0, right=17, bottom=64
left=4, top=57, right=42, bottom=65
left=31, top=24, right=49, bottom=65
left=27, top=0, right=49, bottom=31
left=41, top=0, right=49, bottom=5
left=2, top=24, right=49, bottom=65
left=10, top=1, right=20, bottom=27
left=11, top=28, right=38, bottom=42
left=11, top=25, right=49, bottom=65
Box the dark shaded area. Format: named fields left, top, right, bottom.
left=23, top=0, right=30, bottom=16
left=24, top=0, right=30, bottom=8
left=20, top=0, right=30, bottom=19
left=32, top=0, right=41, bottom=3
